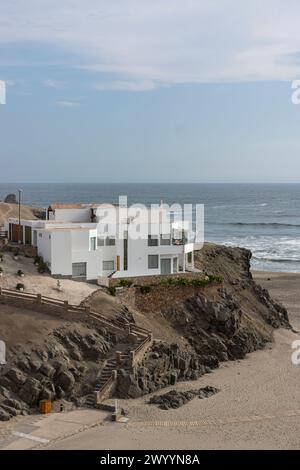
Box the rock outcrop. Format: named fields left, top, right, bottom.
left=4, top=193, right=17, bottom=204
left=0, top=324, right=120, bottom=420
left=116, top=244, right=290, bottom=398
left=149, top=386, right=219, bottom=409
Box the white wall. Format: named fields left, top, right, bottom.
left=50, top=231, right=72, bottom=276
left=36, top=230, right=52, bottom=268
left=71, top=229, right=102, bottom=280
left=52, top=208, right=91, bottom=223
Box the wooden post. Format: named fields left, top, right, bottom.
left=0, top=286, right=2, bottom=296
left=85, top=305, right=91, bottom=314
left=130, top=351, right=135, bottom=367
left=116, top=351, right=122, bottom=365
left=36, top=294, right=42, bottom=304
left=64, top=300, right=69, bottom=311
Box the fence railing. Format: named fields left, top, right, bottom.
left=0, top=287, right=126, bottom=333
left=0, top=286, right=154, bottom=404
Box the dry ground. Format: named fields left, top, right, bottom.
left=0, top=251, right=98, bottom=304
left=1, top=270, right=300, bottom=450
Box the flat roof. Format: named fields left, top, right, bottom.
left=48, top=202, right=120, bottom=210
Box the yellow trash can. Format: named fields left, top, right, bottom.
left=39, top=400, right=52, bottom=414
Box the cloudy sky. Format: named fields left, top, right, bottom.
left=1, top=0, right=300, bottom=182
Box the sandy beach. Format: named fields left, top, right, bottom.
left=1, top=269, right=300, bottom=450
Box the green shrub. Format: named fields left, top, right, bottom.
left=34, top=255, right=42, bottom=265
left=108, top=286, right=116, bottom=296
left=140, top=285, right=151, bottom=294
left=208, top=275, right=223, bottom=283
left=0, top=267, right=3, bottom=273
left=37, top=260, right=48, bottom=273
left=16, top=283, right=25, bottom=291
left=118, top=279, right=133, bottom=288
left=176, top=277, right=189, bottom=286
left=0, top=252, right=3, bottom=261
left=17, top=269, right=24, bottom=277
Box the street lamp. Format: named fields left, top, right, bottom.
left=18, top=188, right=23, bottom=244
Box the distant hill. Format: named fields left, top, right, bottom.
left=0, top=202, right=45, bottom=227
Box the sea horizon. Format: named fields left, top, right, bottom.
left=1, top=182, right=300, bottom=274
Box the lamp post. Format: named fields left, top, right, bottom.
left=18, top=188, right=23, bottom=244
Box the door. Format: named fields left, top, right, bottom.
left=25, top=226, right=32, bottom=245
left=72, top=262, right=87, bottom=278
left=10, top=223, right=23, bottom=243
left=160, top=258, right=171, bottom=275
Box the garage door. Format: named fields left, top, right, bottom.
left=72, top=262, right=87, bottom=278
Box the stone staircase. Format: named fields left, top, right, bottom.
left=84, top=328, right=153, bottom=408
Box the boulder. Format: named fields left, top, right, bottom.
left=19, top=378, right=41, bottom=406
left=0, top=408, right=11, bottom=421
left=39, top=363, right=55, bottom=378
left=4, top=193, right=17, bottom=204
left=6, top=367, right=26, bottom=386
left=2, top=398, right=27, bottom=411
left=55, top=370, right=75, bottom=392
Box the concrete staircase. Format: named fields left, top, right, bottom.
left=84, top=330, right=153, bottom=408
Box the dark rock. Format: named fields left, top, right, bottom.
left=19, top=378, right=41, bottom=406
left=4, top=193, right=17, bottom=204
left=2, top=398, right=27, bottom=411
left=0, top=404, right=20, bottom=416
left=0, top=408, right=11, bottom=421
left=55, top=370, right=75, bottom=392
left=39, top=363, right=55, bottom=378
left=6, top=367, right=26, bottom=389
left=149, top=386, right=219, bottom=409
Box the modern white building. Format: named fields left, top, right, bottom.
left=6, top=202, right=196, bottom=281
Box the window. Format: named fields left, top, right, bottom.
left=106, top=237, right=116, bottom=246
left=148, top=235, right=158, bottom=246
left=97, top=237, right=105, bottom=246
left=148, top=255, right=159, bottom=269
left=160, top=234, right=171, bottom=246
left=187, top=252, right=192, bottom=264
left=72, top=262, right=87, bottom=278
left=103, top=260, right=114, bottom=271
left=123, top=231, right=128, bottom=270
left=90, top=237, right=97, bottom=251
left=173, top=257, right=178, bottom=273
left=39, top=233, right=42, bottom=238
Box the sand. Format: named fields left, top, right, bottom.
left=1, top=270, right=300, bottom=450
left=0, top=251, right=98, bottom=304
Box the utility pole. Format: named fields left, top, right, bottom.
left=18, top=188, right=23, bottom=244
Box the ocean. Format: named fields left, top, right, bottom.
left=1, top=182, right=300, bottom=273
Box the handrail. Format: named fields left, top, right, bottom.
left=0, top=288, right=125, bottom=333
left=133, top=334, right=152, bottom=355
left=0, top=286, right=154, bottom=404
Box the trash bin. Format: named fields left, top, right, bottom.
left=39, top=400, right=52, bottom=414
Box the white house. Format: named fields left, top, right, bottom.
left=6, top=202, right=196, bottom=281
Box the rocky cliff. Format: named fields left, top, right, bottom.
left=115, top=244, right=290, bottom=398
left=0, top=243, right=290, bottom=418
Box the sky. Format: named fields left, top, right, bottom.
left=1, top=0, right=300, bottom=183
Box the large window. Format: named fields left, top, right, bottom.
left=106, top=237, right=116, bottom=246
left=97, top=237, right=105, bottom=246
left=148, top=235, right=158, bottom=246
left=72, top=262, right=87, bottom=278
left=103, top=260, right=114, bottom=271
left=148, top=254, right=159, bottom=269
left=123, top=231, right=128, bottom=271
left=160, top=234, right=171, bottom=246
left=90, top=237, right=97, bottom=251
